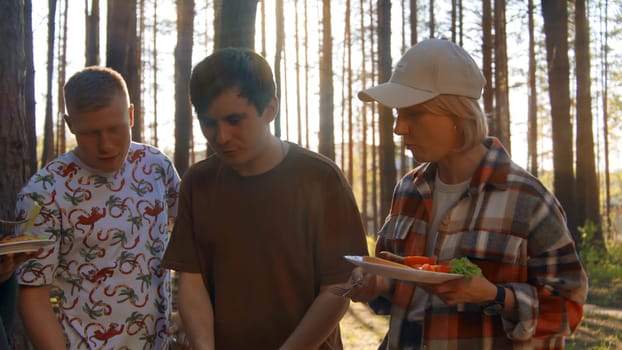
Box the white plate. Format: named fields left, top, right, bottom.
left=0, top=238, right=55, bottom=255
left=345, top=255, right=463, bottom=284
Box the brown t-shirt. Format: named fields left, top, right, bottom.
left=163, top=143, right=368, bottom=349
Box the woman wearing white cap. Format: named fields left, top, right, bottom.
left=345, top=38, right=588, bottom=350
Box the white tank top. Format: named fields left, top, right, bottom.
left=407, top=173, right=470, bottom=321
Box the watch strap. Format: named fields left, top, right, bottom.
left=482, top=285, right=505, bottom=316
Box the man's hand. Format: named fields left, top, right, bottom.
left=0, top=251, right=37, bottom=283
left=178, top=272, right=215, bottom=350
left=167, top=311, right=191, bottom=350
left=279, top=284, right=350, bottom=350
left=344, top=267, right=393, bottom=303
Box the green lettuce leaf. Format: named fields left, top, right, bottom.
left=449, top=257, right=482, bottom=280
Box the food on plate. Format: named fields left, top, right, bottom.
left=377, top=251, right=481, bottom=278
left=376, top=252, right=445, bottom=271
left=449, top=257, right=482, bottom=280
left=377, top=251, right=406, bottom=264
left=362, top=255, right=410, bottom=268
left=401, top=255, right=451, bottom=273
left=415, top=263, right=452, bottom=273
left=403, top=255, right=436, bottom=267
left=0, top=234, right=43, bottom=245
left=404, top=256, right=481, bottom=277
left=373, top=253, right=452, bottom=273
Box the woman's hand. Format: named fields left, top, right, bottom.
left=417, top=275, right=497, bottom=305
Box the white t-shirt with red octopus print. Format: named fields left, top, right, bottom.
left=16, top=142, right=180, bottom=350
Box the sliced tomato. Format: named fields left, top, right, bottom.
left=403, top=255, right=436, bottom=267
left=432, top=264, right=451, bottom=273
left=419, top=263, right=434, bottom=271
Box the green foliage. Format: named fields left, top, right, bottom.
left=579, top=220, right=622, bottom=306
left=566, top=313, right=622, bottom=350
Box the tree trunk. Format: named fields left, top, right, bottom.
left=574, top=0, right=604, bottom=247
left=1, top=1, right=36, bottom=347
left=303, top=0, right=310, bottom=148
left=527, top=0, right=538, bottom=175
left=410, top=0, right=417, bottom=45
left=294, top=0, right=302, bottom=146
left=0, top=0, right=36, bottom=228
left=106, top=0, right=141, bottom=141
left=24, top=0, right=36, bottom=173
left=369, top=0, right=379, bottom=232
left=599, top=0, right=611, bottom=236
left=218, top=0, right=259, bottom=49
left=174, top=0, right=195, bottom=176
left=41, top=0, right=57, bottom=168
left=273, top=0, right=283, bottom=137
left=106, top=0, right=133, bottom=85
left=127, top=0, right=142, bottom=142
left=135, top=0, right=145, bottom=142
left=360, top=0, right=369, bottom=231
left=457, top=0, right=463, bottom=46
left=541, top=0, right=578, bottom=242
left=85, top=0, right=100, bottom=66
left=339, top=53, right=346, bottom=170
left=259, top=0, right=266, bottom=56
left=318, top=0, right=335, bottom=159
left=55, top=0, right=68, bottom=155
left=428, top=0, right=434, bottom=37
left=282, top=36, right=290, bottom=140
left=481, top=0, right=494, bottom=134
left=213, top=0, right=221, bottom=50
left=451, top=0, right=456, bottom=42
left=493, top=0, right=511, bottom=151
left=151, top=0, right=158, bottom=147
left=377, top=0, right=396, bottom=222
left=346, top=0, right=354, bottom=184
left=399, top=0, right=406, bottom=175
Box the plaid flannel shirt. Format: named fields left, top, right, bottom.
left=375, top=137, right=588, bottom=350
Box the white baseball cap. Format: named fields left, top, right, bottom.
left=358, top=38, right=486, bottom=108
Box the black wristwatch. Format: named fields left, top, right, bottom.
left=482, top=285, right=505, bottom=316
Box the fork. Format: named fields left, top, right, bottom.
left=330, top=279, right=362, bottom=297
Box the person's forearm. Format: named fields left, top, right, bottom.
left=18, top=285, right=66, bottom=350
left=178, top=272, right=215, bottom=350
left=280, top=285, right=350, bottom=350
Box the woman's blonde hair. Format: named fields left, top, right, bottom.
left=420, top=95, right=488, bottom=151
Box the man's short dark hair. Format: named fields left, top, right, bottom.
left=189, top=48, right=276, bottom=120
left=64, top=66, right=129, bottom=117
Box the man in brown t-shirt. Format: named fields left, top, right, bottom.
left=162, top=48, right=368, bottom=350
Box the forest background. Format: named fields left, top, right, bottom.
left=1, top=0, right=621, bottom=349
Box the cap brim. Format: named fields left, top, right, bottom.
left=358, top=82, right=438, bottom=108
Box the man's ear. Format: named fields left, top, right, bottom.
left=128, top=103, right=135, bottom=128
left=63, top=114, right=75, bottom=133
left=263, top=96, right=279, bottom=123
